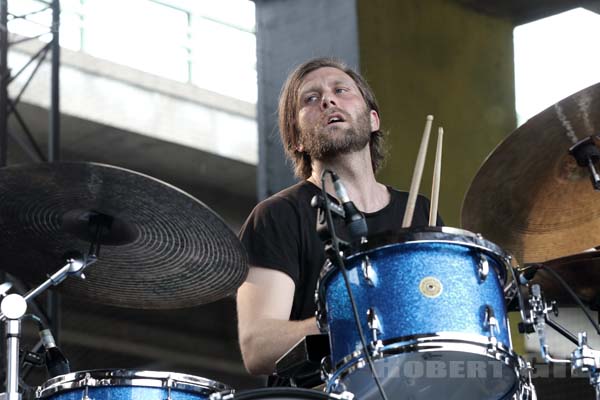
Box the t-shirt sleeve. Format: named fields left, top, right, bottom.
left=238, top=196, right=302, bottom=285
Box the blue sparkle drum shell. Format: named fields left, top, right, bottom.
left=316, top=227, right=524, bottom=400
left=36, top=370, right=231, bottom=400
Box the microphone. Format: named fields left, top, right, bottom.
left=39, top=328, right=71, bottom=378
left=518, top=264, right=540, bottom=285
left=331, top=172, right=368, bottom=239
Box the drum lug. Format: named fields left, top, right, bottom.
left=328, top=378, right=349, bottom=396
left=315, top=304, right=328, bottom=334
left=320, top=355, right=333, bottom=382
left=81, top=373, right=95, bottom=400
left=367, top=307, right=383, bottom=350
left=484, top=305, right=499, bottom=339
left=330, top=390, right=355, bottom=400
left=165, top=377, right=173, bottom=400
left=478, top=254, right=489, bottom=282
left=361, top=256, right=376, bottom=286
left=209, top=391, right=235, bottom=400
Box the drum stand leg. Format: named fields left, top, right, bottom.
left=4, top=314, right=24, bottom=400
left=0, top=253, right=96, bottom=400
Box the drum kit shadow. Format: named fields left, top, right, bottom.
left=0, top=82, right=600, bottom=400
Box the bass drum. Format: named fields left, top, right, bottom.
left=36, top=370, right=230, bottom=400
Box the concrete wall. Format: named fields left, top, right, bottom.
left=357, top=0, right=517, bottom=227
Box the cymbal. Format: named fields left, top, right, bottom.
left=462, top=82, right=600, bottom=264
left=0, top=162, right=248, bottom=309
left=525, top=250, right=600, bottom=307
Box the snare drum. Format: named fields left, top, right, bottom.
left=36, top=370, right=231, bottom=400
left=316, top=227, right=527, bottom=400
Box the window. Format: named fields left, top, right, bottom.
left=7, top=0, right=257, bottom=103
left=514, top=8, right=600, bottom=125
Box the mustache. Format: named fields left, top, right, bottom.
left=322, top=108, right=351, bottom=124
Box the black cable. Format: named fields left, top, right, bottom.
left=538, top=265, right=600, bottom=335
left=320, top=170, right=388, bottom=400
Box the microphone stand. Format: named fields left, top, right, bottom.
left=0, top=237, right=100, bottom=400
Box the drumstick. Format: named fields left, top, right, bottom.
left=402, top=115, right=433, bottom=228
left=429, top=127, right=443, bottom=226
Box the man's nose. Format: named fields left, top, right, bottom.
left=321, top=93, right=336, bottom=109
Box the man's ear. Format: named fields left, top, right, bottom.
left=369, top=110, right=380, bottom=132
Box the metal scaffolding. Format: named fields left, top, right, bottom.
left=0, top=0, right=62, bottom=370
left=0, top=0, right=60, bottom=166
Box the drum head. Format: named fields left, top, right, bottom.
left=36, top=370, right=230, bottom=398
left=232, top=388, right=336, bottom=400
left=338, top=352, right=519, bottom=400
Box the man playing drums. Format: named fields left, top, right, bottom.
left=237, top=57, right=438, bottom=383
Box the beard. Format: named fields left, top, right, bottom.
left=299, top=109, right=372, bottom=161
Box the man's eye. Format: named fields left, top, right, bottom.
left=305, top=94, right=319, bottom=103
left=335, top=88, right=348, bottom=94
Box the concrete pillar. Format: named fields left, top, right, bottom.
left=357, top=0, right=516, bottom=226
left=254, top=0, right=360, bottom=199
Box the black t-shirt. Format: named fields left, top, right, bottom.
left=239, top=180, right=439, bottom=321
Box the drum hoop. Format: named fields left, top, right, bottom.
left=36, top=370, right=231, bottom=398
left=231, top=387, right=335, bottom=399
left=327, top=333, right=524, bottom=394
left=315, top=228, right=511, bottom=329
left=320, top=227, right=510, bottom=283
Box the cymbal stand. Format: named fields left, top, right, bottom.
left=0, top=253, right=96, bottom=400
left=569, top=135, right=600, bottom=190
left=523, top=283, right=600, bottom=399
left=572, top=332, right=600, bottom=399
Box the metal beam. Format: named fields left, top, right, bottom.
left=49, top=0, right=60, bottom=162
left=456, top=0, right=600, bottom=24
left=0, top=0, right=8, bottom=166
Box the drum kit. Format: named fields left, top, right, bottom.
left=0, top=82, right=599, bottom=400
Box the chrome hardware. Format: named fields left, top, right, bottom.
left=484, top=305, right=498, bottom=339
left=367, top=307, right=382, bottom=342
left=82, top=373, right=94, bottom=400
left=315, top=303, right=328, bottom=333
left=330, top=391, right=355, bottom=400
left=320, top=356, right=333, bottom=383
left=526, top=284, right=570, bottom=364
left=361, top=256, right=375, bottom=286
left=165, top=376, right=173, bottom=400
left=327, top=379, right=348, bottom=397
left=209, top=392, right=234, bottom=400
left=0, top=282, right=12, bottom=297
left=571, top=332, right=600, bottom=398
left=478, top=254, right=489, bottom=282
left=572, top=332, right=600, bottom=373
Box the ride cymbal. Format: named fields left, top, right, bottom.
left=462, top=82, right=600, bottom=264
left=0, top=162, right=248, bottom=309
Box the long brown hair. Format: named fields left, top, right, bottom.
left=278, top=58, right=386, bottom=179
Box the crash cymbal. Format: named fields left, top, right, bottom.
left=525, top=250, right=600, bottom=307
left=462, top=82, right=600, bottom=263
left=0, top=162, right=248, bottom=309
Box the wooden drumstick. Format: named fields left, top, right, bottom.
left=429, top=127, right=443, bottom=226
left=402, top=115, right=433, bottom=228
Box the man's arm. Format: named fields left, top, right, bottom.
left=237, top=266, right=320, bottom=375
